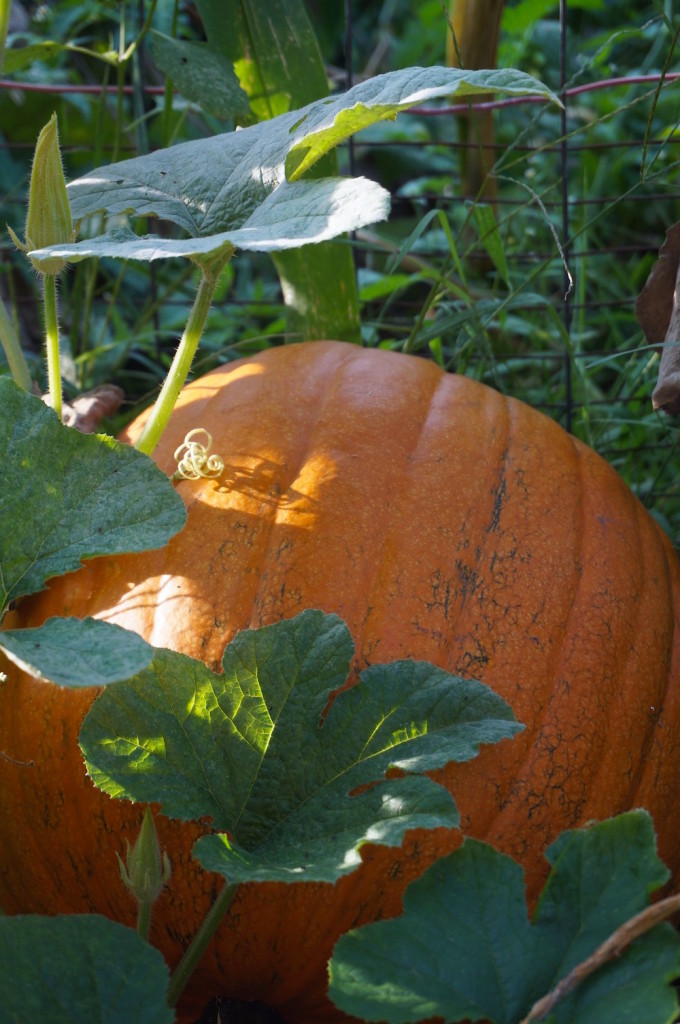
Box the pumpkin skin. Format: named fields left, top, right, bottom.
left=1, top=340, right=680, bottom=1023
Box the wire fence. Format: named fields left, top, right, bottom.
left=1, top=0, right=679, bottom=543
left=341, top=2, right=680, bottom=543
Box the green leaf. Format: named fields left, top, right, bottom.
left=37, top=177, right=390, bottom=263
left=150, top=31, right=251, bottom=122
left=0, top=377, right=186, bottom=613
left=2, top=40, right=62, bottom=72
left=329, top=811, right=680, bottom=1024
left=534, top=811, right=670, bottom=968
left=546, top=927, right=680, bottom=1024
left=331, top=840, right=539, bottom=1024
left=196, top=0, right=362, bottom=340
left=0, top=914, right=173, bottom=1024
left=271, top=242, right=361, bottom=342
left=283, top=67, right=560, bottom=180
left=503, top=0, right=603, bottom=35
left=0, top=0, right=10, bottom=79
left=0, top=617, right=153, bottom=687
left=80, top=609, right=521, bottom=885
left=31, top=66, right=559, bottom=267
left=197, top=0, right=329, bottom=117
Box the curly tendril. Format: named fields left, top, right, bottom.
left=172, top=428, right=224, bottom=481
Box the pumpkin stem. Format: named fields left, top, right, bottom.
left=165, top=881, right=238, bottom=1008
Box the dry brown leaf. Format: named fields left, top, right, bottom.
left=42, top=383, right=125, bottom=433
left=635, top=221, right=680, bottom=415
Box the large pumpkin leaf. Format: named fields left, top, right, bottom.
left=34, top=177, right=389, bottom=263
left=0, top=914, right=173, bottom=1024
left=0, top=378, right=186, bottom=614
left=30, top=66, right=559, bottom=267
left=329, top=810, right=680, bottom=1024
left=0, top=617, right=153, bottom=687
left=282, top=66, right=559, bottom=181
left=80, top=609, right=522, bottom=885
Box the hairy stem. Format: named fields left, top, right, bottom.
left=43, top=276, right=62, bottom=420
left=165, top=882, right=237, bottom=1008
left=135, top=260, right=229, bottom=455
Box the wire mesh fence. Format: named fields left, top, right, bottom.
left=1, top=0, right=679, bottom=542
left=348, top=1, right=680, bottom=545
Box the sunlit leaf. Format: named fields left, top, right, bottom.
left=80, top=609, right=521, bottom=885
left=31, top=66, right=558, bottom=266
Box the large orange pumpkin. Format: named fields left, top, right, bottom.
left=1, top=340, right=680, bottom=1023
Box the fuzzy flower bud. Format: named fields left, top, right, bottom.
left=118, top=806, right=171, bottom=907
left=11, top=113, right=74, bottom=275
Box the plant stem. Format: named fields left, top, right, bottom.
left=0, top=292, right=31, bottom=391
left=162, top=0, right=180, bottom=148
left=165, top=882, right=237, bottom=1008
left=112, top=3, right=127, bottom=167
left=43, top=275, right=62, bottom=420
left=137, top=900, right=152, bottom=942
left=0, top=0, right=10, bottom=75
left=135, top=260, right=229, bottom=455
left=81, top=257, right=101, bottom=357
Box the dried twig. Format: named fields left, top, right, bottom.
left=520, top=893, right=680, bottom=1023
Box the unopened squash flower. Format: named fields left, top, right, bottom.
left=8, top=112, right=75, bottom=420
left=8, top=112, right=74, bottom=275
left=118, top=805, right=171, bottom=908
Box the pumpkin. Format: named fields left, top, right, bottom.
left=1, top=340, right=679, bottom=1023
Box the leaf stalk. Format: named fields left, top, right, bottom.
left=135, top=258, right=230, bottom=455
left=43, top=276, right=62, bottom=421
left=165, top=882, right=238, bottom=1008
